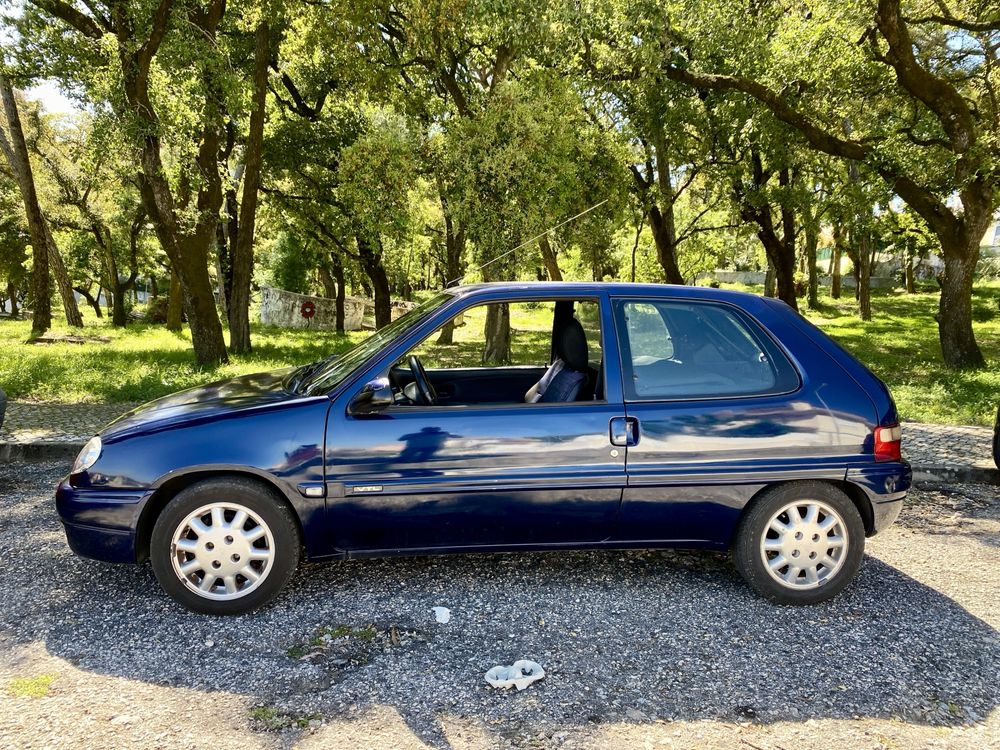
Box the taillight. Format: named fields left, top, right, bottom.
left=874, top=423, right=902, bottom=462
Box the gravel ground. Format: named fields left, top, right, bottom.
left=1, top=461, right=998, bottom=749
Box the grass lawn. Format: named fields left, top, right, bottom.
left=0, top=319, right=368, bottom=405
left=0, top=281, right=997, bottom=425
left=799, top=282, right=999, bottom=427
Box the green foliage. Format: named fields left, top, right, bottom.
left=0, top=171, right=30, bottom=294
left=444, top=72, right=628, bottom=278
left=3, top=0, right=998, bottom=371
left=263, top=231, right=319, bottom=294
left=249, top=705, right=321, bottom=731
left=6, top=674, right=56, bottom=698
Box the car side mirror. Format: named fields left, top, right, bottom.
left=349, top=377, right=394, bottom=415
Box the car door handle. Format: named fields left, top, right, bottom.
left=610, top=417, right=640, bottom=447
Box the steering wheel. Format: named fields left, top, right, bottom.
left=408, top=355, right=437, bottom=406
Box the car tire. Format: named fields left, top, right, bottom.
left=733, top=482, right=865, bottom=605
left=150, top=477, right=301, bottom=615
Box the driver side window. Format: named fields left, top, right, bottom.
left=407, top=301, right=555, bottom=369
left=389, top=298, right=603, bottom=407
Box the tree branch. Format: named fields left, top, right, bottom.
left=28, top=0, right=106, bottom=39
left=904, top=14, right=1000, bottom=32
left=138, top=0, right=176, bottom=69
left=876, top=0, right=977, bottom=153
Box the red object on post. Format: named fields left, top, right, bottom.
left=300, top=301, right=316, bottom=320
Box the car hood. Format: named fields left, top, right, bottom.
left=102, top=368, right=298, bottom=441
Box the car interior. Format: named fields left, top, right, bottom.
left=619, top=300, right=781, bottom=399
left=387, top=299, right=604, bottom=407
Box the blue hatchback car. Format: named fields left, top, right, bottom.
left=57, top=283, right=910, bottom=614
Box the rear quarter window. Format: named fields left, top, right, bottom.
left=614, top=298, right=800, bottom=401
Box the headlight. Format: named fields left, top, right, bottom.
left=73, top=436, right=102, bottom=474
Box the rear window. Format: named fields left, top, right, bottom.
left=614, top=299, right=799, bottom=401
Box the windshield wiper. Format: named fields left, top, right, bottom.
left=287, top=354, right=340, bottom=394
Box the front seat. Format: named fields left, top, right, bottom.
left=525, top=318, right=589, bottom=403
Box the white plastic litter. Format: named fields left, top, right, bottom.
left=485, top=660, right=545, bottom=690
left=432, top=606, right=451, bottom=624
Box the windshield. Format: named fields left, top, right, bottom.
left=297, top=292, right=452, bottom=396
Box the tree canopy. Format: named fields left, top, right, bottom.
left=0, top=0, right=996, bottom=368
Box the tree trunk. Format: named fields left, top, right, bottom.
left=5, top=98, right=85, bottom=327
left=213, top=234, right=228, bottom=316
left=357, top=235, right=391, bottom=329
left=774, top=167, right=799, bottom=310
left=482, top=302, right=511, bottom=365
left=736, top=153, right=797, bottom=309
left=831, top=224, right=843, bottom=299
left=937, top=234, right=985, bottom=368
left=539, top=234, right=563, bottom=281
left=854, top=228, right=872, bottom=321
left=228, top=21, right=269, bottom=355
left=43, top=224, right=84, bottom=326
left=763, top=259, right=776, bottom=298
left=96, top=228, right=128, bottom=327
left=630, top=214, right=644, bottom=283
left=0, top=74, right=55, bottom=334
left=648, top=204, right=685, bottom=284
left=805, top=221, right=819, bottom=309
left=318, top=262, right=338, bottom=299
left=904, top=249, right=915, bottom=294
left=110, top=278, right=128, bottom=326
left=7, top=281, right=18, bottom=318
left=122, top=0, right=229, bottom=365
left=332, top=254, right=346, bottom=333
left=166, top=270, right=183, bottom=331
left=436, top=180, right=465, bottom=344
left=149, top=275, right=158, bottom=299
left=647, top=135, right=685, bottom=285
left=75, top=285, right=103, bottom=319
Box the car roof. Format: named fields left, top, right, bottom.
left=444, top=281, right=767, bottom=306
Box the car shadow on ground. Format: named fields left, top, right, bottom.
left=2, top=465, right=998, bottom=748
left=15, top=550, right=1000, bottom=745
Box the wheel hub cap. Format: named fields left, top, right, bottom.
left=170, top=502, right=275, bottom=601
left=759, top=500, right=849, bottom=590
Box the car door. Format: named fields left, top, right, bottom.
left=611, top=295, right=869, bottom=547
left=323, top=292, right=628, bottom=553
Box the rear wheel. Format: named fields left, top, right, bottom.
left=150, top=477, right=300, bottom=615
left=733, top=482, right=865, bottom=605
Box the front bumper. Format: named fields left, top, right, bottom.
left=56, top=479, right=152, bottom=563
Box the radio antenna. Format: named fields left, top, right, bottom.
left=446, top=199, right=609, bottom=287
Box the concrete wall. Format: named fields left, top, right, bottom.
left=363, top=299, right=419, bottom=323
left=259, top=285, right=366, bottom=330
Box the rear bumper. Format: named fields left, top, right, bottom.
left=847, top=461, right=912, bottom=535
left=55, top=479, right=151, bottom=563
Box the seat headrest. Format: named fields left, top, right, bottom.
left=556, top=318, right=589, bottom=372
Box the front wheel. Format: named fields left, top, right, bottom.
left=733, top=482, right=865, bottom=605
left=150, top=478, right=301, bottom=615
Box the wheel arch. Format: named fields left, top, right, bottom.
left=730, top=478, right=875, bottom=548
left=135, top=468, right=306, bottom=563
